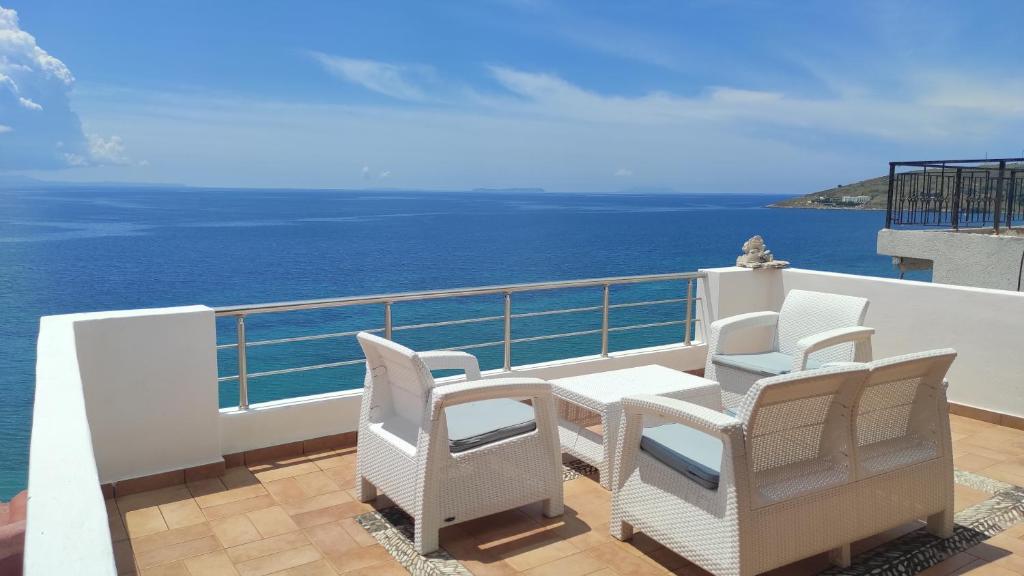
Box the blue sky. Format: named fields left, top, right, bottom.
left=1, top=0, right=1023, bottom=192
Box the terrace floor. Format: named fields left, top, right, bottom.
left=110, top=414, right=1024, bottom=576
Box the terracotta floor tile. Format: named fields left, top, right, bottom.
left=291, top=501, right=367, bottom=529
left=956, top=453, right=1002, bottom=473
left=247, top=505, right=300, bottom=538
left=310, top=450, right=354, bottom=471
left=223, top=466, right=263, bottom=489
left=138, top=561, right=190, bottom=576
left=234, top=544, right=322, bottom=576
left=159, top=499, right=206, bottom=529
left=957, top=484, right=995, bottom=512
left=340, top=559, right=409, bottom=576
left=118, top=485, right=193, bottom=514
left=183, top=550, right=240, bottom=576
left=134, top=535, right=221, bottom=569
left=187, top=477, right=227, bottom=499
left=584, top=541, right=666, bottom=576
left=194, top=484, right=268, bottom=509
left=303, top=521, right=360, bottom=557
left=294, top=471, right=342, bottom=496
left=252, top=461, right=322, bottom=483
left=338, top=517, right=377, bottom=547
left=210, top=514, right=263, bottom=548
left=494, top=530, right=581, bottom=572
left=324, top=543, right=392, bottom=573
left=265, top=477, right=310, bottom=504
left=202, top=494, right=276, bottom=521
left=131, top=523, right=214, bottom=554
left=272, top=558, right=338, bottom=575
left=281, top=490, right=353, bottom=516
left=124, top=506, right=169, bottom=539
left=226, top=531, right=311, bottom=564
left=519, top=549, right=608, bottom=576
left=587, top=569, right=620, bottom=576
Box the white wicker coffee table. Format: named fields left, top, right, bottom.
left=551, top=364, right=720, bottom=489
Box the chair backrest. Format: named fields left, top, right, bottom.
left=736, top=365, right=870, bottom=508
left=852, top=349, right=956, bottom=479
left=357, top=332, right=436, bottom=428
left=776, top=289, right=869, bottom=365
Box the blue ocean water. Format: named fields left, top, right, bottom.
left=0, top=186, right=913, bottom=499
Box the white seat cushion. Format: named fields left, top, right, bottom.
left=712, top=351, right=821, bottom=376
left=446, top=398, right=536, bottom=453
left=640, top=423, right=723, bottom=490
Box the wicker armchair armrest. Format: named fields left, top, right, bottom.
left=793, top=326, right=874, bottom=371
left=418, top=350, right=482, bottom=380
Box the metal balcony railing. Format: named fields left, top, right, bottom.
left=885, top=158, right=1024, bottom=231
left=214, top=272, right=707, bottom=408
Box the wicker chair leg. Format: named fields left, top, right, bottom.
left=828, top=544, right=851, bottom=568
left=927, top=509, right=954, bottom=538
left=542, top=496, right=564, bottom=518
left=356, top=476, right=377, bottom=503
left=610, top=519, right=633, bottom=541
left=414, top=516, right=440, bottom=555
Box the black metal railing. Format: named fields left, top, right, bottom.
left=884, top=158, right=1024, bottom=231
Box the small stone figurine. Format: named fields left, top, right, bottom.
left=736, top=235, right=790, bottom=269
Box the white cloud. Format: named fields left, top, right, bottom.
left=361, top=165, right=370, bottom=178
left=379, top=170, right=391, bottom=179
left=0, top=124, right=11, bottom=133
left=614, top=168, right=632, bottom=177
left=0, top=6, right=131, bottom=170
left=88, top=134, right=131, bottom=165
left=310, top=52, right=429, bottom=101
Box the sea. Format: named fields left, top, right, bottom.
left=0, top=186, right=926, bottom=499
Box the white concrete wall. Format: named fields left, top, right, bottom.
left=219, top=342, right=707, bottom=454
left=26, top=317, right=116, bottom=576
left=878, top=228, right=1024, bottom=291
left=702, top=266, right=1024, bottom=417
left=73, top=306, right=224, bottom=483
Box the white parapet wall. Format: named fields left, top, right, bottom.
left=73, top=306, right=224, bottom=484
left=701, top=266, right=1024, bottom=418
left=26, top=316, right=116, bottom=575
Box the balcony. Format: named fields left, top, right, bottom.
left=24, top=266, right=1024, bottom=575
left=877, top=158, right=1024, bottom=290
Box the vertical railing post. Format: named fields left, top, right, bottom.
left=384, top=302, right=393, bottom=340
left=236, top=315, right=249, bottom=409
left=952, top=168, right=962, bottom=231
left=600, top=284, right=610, bottom=357
left=994, top=160, right=1006, bottom=233
left=885, top=162, right=896, bottom=229
left=503, top=292, right=512, bottom=371
left=684, top=279, right=694, bottom=346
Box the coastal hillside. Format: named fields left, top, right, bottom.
left=770, top=174, right=890, bottom=209
left=773, top=163, right=1024, bottom=210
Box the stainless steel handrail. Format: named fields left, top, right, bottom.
left=215, top=271, right=706, bottom=408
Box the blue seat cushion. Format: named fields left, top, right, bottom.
left=641, top=423, right=723, bottom=490
left=712, top=351, right=821, bottom=376
left=446, top=398, right=536, bottom=453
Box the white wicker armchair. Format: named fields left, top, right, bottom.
left=355, top=332, right=564, bottom=554
left=611, top=365, right=872, bottom=576
left=706, top=289, right=873, bottom=409
left=850, top=348, right=957, bottom=541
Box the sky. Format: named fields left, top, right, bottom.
left=1, top=0, right=1023, bottom=193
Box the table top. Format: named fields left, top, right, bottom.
left=550, top=364, right=719, bottom=410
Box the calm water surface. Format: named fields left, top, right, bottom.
left=0, top=187, right=912, bottom=498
